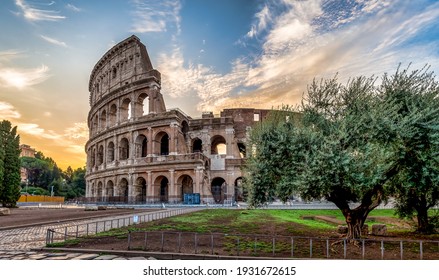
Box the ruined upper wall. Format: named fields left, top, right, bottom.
left=88, top=35, right=161, bottom=106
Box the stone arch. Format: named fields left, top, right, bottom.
left=135, top=134, right=148, bottom=158
left=107, top=141, right=115, bottom=162
left=211, top=135, right=226, bottom=155
left=155, top=131, right=169, bottom=156
left=178, top=174, right=193, bottom=201
left=135, top=176, right=147, bottom=202
left=100, top=110, right=107, bottom=130
left=109, top=103, right=117, bottom=126
left=237, top=142, right=246, bottom=158
left=137, top=92, right=150, bottom=116
left=97, top=145, right=104, bottom=165
left=211, top=177, right=226, bottom=203
left=234, top=177, right=244, bottom=202
left=120, top=98, right=131, bottom=120
left=93, top=114, right=98, bottom=134
left=181, top=120, right=189, bottom=141
left=119, top=137, right=130, bottom=160
left=154, top=176, right=169, bottom=202
left=118, top=178, right=129, bottom=203
left=91, top=147, right=96, bottom=167
left=97, top=181, right=103, bottom=198
left=192, top=138, right=202, bottom=153
left=105, top=180, right=114, bottom=197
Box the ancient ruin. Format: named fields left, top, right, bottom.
left=85, top=35, right=272, bottom=204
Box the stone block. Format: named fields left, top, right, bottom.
left=371, top=224, right=387, bottom=236
left=97, top=205, right=107, bottom=210
left=0, top=208, right=10, bottom=216
left=85, top=205, right=98, bottom=211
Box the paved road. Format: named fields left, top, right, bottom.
left=0, top=207, right=200, bottom=260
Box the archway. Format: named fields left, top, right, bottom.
left=109, top=104, right=117, bottom=126
left=118, top=178, right=129, bottom=203
left=135, top=177, right=147, bottom=203
left=107, top=141, right=115, bottom=162
left=192, top=138, right=202, bottom=153
left=211, top=135, right=226, bottom=155
left=106, top=180, right=114, bottom=198
left=119, top=138, right=129, bottom=160
left=156, top=177, right=169, bottom=202
left=155, top=132, right=169, bottom=155
left=211, top=177, right=226, bottom=203
left=135, top=134, right=148, bottom=158
left=178, top=175, right=193, bottom=201
left=234, top=177, right=244, bottom=202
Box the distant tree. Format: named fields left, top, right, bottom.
left=21, top=152, right=62, bottom=193
left=0, top=120, right=21, bottom=207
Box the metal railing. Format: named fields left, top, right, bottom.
left=123, top=231, right=439, bottom=260
left=45, top=208, right=201, bottom=246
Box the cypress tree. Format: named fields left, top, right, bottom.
left=0, top=120, right=21, bottom=207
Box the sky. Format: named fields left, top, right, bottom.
left=1, top=0, right=439, bottom=170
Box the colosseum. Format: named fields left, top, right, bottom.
left=85, top=35, right=272, bottom=204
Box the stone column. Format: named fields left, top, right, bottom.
left=169, top=122, right=178, bottom=155
left=147, top=171, right=153, bottom=202
left=169, top=169, right=175, bottom=202
left=147, top=127, right=153, bottom=157
left=194, top=167, right=202, bottom=194
left=225, top=128, right=235, bottom=159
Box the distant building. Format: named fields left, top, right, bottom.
left=20, top=144, right=36, bottom=183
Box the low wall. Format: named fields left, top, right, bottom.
left=18, top=195, right=65, bottom=203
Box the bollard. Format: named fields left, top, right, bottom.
left=381, top=240, right=384, bottom=260
left=420, top=241, right=423, bottom=260
left=310, top=239, right=313, bottom=259
left=343, top=239, right=347, bottom=259
left=291, top=237, right=294, bottom=258
left=400, top=241, right=403, bottom=260
left=326, top=239, right=330, bottom=258
left=362, top=240, right=365, bottom=259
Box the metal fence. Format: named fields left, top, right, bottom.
left=45, top=208, right=201, bottom=245
left=123, top=231, right=439, bottom=260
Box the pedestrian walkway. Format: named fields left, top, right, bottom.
left=0, top=250, right=157, bottom=260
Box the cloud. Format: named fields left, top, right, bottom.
left=15, top=0, right=66, bottom=21
left=0, top=101, right=21, bottom=119
left=0, top=50, right=23, bottom=62
left=66, top=3, right=81, bottom=12
left=40, top=35, right=68, bottom=48
left=0, top=64, right=50, bottom=89
left=130, top=0, right=181, bottom=33
left=64, top=122, right=89, bottom=140
left=164, top=0, right=439, bottom=114
left=18, top=123, right=60, bottom=140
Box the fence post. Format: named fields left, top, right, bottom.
left=310, top=239, right=313, bottom=259
left=381, top=240, right=384, bottom=260
left=400, top=241, right=403, bottom=260
left=326, top=239, right=329, bottom=259
left=104, top=221, right=106, bottom=232
left=195, top=233, right=198, bottom=254
left=420, top=241, right=423, bottom=260
left=76, top=225, right=79, bottom=238
left=64, top=227, right=67, bottom=241
left=128, top=231, right=131, bottom=250
left=254, top=237, right=257, bottom=255
left=291, top=237, right=294, bottom=258
left=237, top=237, right=240, bottom=256
left=362, top=240, right=365, bottom=259
left=95, top=221, right=98, bottom=234
left=343, top=239, right=347, bottom=259
left=86, top=223, right=89, bottom=236
left=211, top=234, right=214, bottom=255
left=178, top=233, right=182, bottom=253
left=161, top=232, right=164, bottom=252
left=144, top=232, right=148, bottom=250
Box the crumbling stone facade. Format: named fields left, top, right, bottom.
left=85, top=35, right=271, bottom=204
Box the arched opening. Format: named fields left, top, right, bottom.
left=91, top=183, right=95, bottom=197
left=157, top=177, right=169, bottom=202
left=93, top=115, right=98, bottom=134
left=155, top=132, right=169, bottom=156
left=112, top=67, right=117, bottom=79
left=211, top=177, right=226, bottom=203
left=181, top=121, right=189, bottom=140
left=107, top=141, right=115, bottom=162
left=120, top=98, right=131, bottom=121
left=135, top=177, right=147, bottom=203
left=135, top=134, right=148, bottom=158
left=97, top=145, right=104, bottom=165
left=109, top=104, right=117, bottom=126
left=119, top=138, right=130, bottom=160
left=237, top=142, right=246, bottom=158
left=100, top=110, right=107, bottom=130
left=178, top=175, right=193, bottom=201
left=211, top=135, right=226, bottom=155
left=91, top=148, right=96, bottom=167
left=192, top=138, right=202, bottom=153
left=106, top=180, right=114, bottom=197
left=138, top=93, right=150, bottom=116
left=97, top=181, right=103, bottom=199
left=234, top=177, right=244, bottom=202
left=118, top=178, right=129, bottom=203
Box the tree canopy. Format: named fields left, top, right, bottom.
left=244, top=66, right=439, bottom=237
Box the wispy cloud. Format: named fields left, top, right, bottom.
left=0, top=49, right=23, bottom=62
left=40, top=35, right=68, bottom=47
left=0, top=101, right=21, bottom=119
left=162, top=0, right=439, bottom=113
left=15, top=0, right=66, bottom=21
left=130, top=0, right=181, bottom=33
left=0, top=64, right=50, bottom=89
left=66, top=3, right=81, bottom=12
